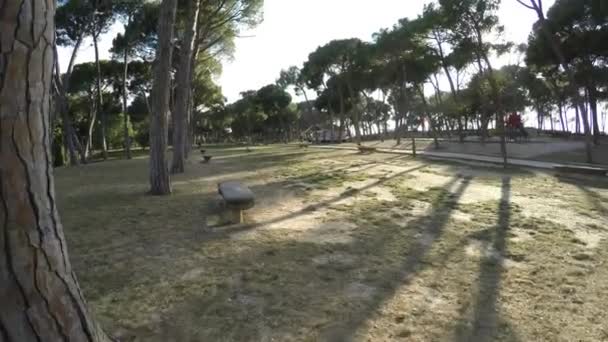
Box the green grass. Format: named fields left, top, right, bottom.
left=55, top=144, right=608, bottom=341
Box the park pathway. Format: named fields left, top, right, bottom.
left=308, top=144, right=608, bottom=175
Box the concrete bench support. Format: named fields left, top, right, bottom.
left=218, top=181, right=255, bottom=224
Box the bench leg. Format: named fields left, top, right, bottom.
left=221, top=208, right=243, bottom=224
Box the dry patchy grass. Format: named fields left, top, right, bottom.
left=54, top=145, right=608, bottom=341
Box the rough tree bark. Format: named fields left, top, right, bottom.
left=149, top=0, right=178, bottom=195
left=0, top=0, right=109, bottom=340
left=171, top=0, right=200, bottom=174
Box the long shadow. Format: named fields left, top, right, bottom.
left=203, top=164, right=429, bottom=238
left=555, top=173, right=608, bottom=190
left=576, top=185, right=608, bottom=218
left=121, top=174, right=472, bottom=341
left=71, top=155, right=487, bottom=340
left=324, top=175, right=473, bottom=340
left=454, top=177, right=516, bottom=342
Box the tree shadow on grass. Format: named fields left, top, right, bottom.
left=319, top=175, right=473, bottom=341
left=555, top=173, right=608, bottom=190
left=64, top=159, right=426, bottom=306
left=106, top=174, right=473, bottom=341
left=202, top=164, right=429, bottom=239
left=452, top=177, right=521, bottom=342
left=65, top=150, right=528, bottom=340
left=579, top=186, right=607, bottom=216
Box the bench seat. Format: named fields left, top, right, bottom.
left=218, top=181, right=255, bottom=224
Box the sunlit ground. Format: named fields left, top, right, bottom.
left=55, top=145, right=608, bottom=341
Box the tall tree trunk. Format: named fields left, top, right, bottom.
left=322, top=82, right=336, bottom=141
left=480, top=55, right=507, bottom=166
left=558, top=101, right=566, bottom=132
left=588, top=87, right=600, bottom=145
left=185, top=92, right=195, bottom=159
left=185, top=31, right=201, bottom=160
left=122, top=45, right=132, bottom=159
left=337, top=86, right=346, bottom=142
left=84, top=100, right=97, bottom=159
left=457, top=117, right=464, bottom=142
left=575, top=105, right=581, bottom=134
left=416, top=85, right=439, bottom=149
left=395, top=115, right=402, bottom=144
left=0, top=1, right=109, bottom=340
left=59, top=99, right=80, bottom=165
left=53, top=45, right=82, bottom=166
left=93, top=32, right=108, bottom=160
left=345, top=81, right=362, bottom=144
left=469, top=20, right=507, bottom=166
left=149, top=0, right=178, bottom=195
left=171, top=0, right=201, bottom=173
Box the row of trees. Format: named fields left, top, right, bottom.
left=53, top=0, right=261, bottom=187
left=217, top=0, right=605, bottom=164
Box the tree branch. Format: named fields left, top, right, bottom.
left=515, top=0, right=535, bottom=10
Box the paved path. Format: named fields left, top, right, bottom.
left=307, top=144, right=608, bottom=175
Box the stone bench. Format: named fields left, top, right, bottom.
left=218, top=181, right=255, bottom=224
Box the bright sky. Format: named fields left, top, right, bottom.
left=58, top=0, right=555, bottom=103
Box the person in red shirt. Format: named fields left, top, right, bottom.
left=506, top=112, right=527, bottom=140
left=507, top=112, right=522, bottom=129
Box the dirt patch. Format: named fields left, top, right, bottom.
left=299, top=220, right=359, bottom=244
left=451, top=210, right=473, bottom=222
left=312, top=252, right=357, bottom=267
left=180, top=267, right=206, bottom=281
left=345, top=282, right=377, bottom=300
left=465, top=239, right=523, bottom=268
left=574, top=230, right=605, bottom=249
left=508, top=228, right=535, bottom=243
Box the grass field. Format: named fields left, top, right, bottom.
left=55, top=145, right=608, bottom=341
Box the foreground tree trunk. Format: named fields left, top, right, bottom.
left=0, top=1, right=109, bottom=340
left=149, top=0, right=178, bottom=195
left=171, top=0, right=200, bottom=174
